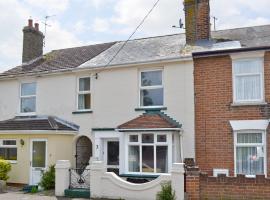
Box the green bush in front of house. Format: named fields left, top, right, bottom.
left=39, top=165, right=55, bottom=190
left=0, top=159, right=11, bottom=181
left=156, top=181, right=176, bottom=200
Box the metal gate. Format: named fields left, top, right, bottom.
left=69, top=168, right=90, bottom=189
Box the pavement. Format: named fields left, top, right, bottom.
left=0, top=192, right=88, bottom=200
left=0, top=187, right=87, bottom=200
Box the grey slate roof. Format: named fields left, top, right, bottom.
left=80, top=25, right=270, bottom=69
left=0, top=42, right=115, bottom=77
left=1, top=25, right=270, bottom=78
left=0, top=116, right=79, bottom=131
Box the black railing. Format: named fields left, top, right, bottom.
left=69, top=168, right=90, bottom=189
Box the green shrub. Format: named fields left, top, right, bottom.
left=39, top=165, right=55, bottom=190
left=0, top=159, right=11, bottom=181
left=156, top=182, right=176, bottom=200
left=30, top=186, right=38, bottom=193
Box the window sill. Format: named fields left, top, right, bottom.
left=16, top=113, right=37, bottom=117
left=231, top=102, right=267, bottom=107
left=135, top=107, right=167, bottom=111
left=7, top=160, right=17, bottom=164
left=72, top=110, right=93, bottom=114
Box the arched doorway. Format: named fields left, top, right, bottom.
left=75, top=136, right=92, bottom=169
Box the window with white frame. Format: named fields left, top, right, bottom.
left=140, top=70, right=164, bottom=107
left=20, top=82, right=36, bottom=113
left=235, top=132, right=265, bottom=176
left=0, top=140, right=17, bottom=161
left=128, top=133, right=168, bottom=173
left=233, top=58, right=264, bottom=103
left=77, top=77, right=91, bottom=110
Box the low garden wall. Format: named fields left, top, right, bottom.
left=185, top=166, right=270, bottom=200
left=55, top=160, right=185, bottom=200
left=90, top=161, right=185, bottom=200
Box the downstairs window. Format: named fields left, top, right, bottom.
left=235, top=132, right=265, bottom=176
left=128, top=133, right=168, bottom=173
left=0, top=139, right=17, bottom=161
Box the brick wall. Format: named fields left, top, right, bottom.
left=194, top=51, right=270, bottom=176
left=184, top=0, right=210, bottom=44
left=185, top=167, right=270, bottom=200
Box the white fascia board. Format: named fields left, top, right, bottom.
left=230, top=50, right=265, bottom=60
left=229, top=120, right=269, bottom=131
left=0, top=130, right=78, bottom=135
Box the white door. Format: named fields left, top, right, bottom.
left=104, top=140, right=119, bottom=174
left=30, top=139, right=47, bottom=185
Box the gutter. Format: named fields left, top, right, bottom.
left=0, top=130, right=78, bottom=135
left=116, top=128, right=182, bottom=132
left=192, top=46, right=270, bottom=58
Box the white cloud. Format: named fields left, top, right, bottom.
left=0, top=0, right=82, bottom=73
left=86, top=0, right=114, bottom=9
left=211, top=0, right=270, bottom=30
left=24, top=0, right=69, bottom=13
left=44, top=20, right=83, bottom=51
left=92, top=18, right=110, bottom=32
left=109, top=0, right=182, bottom=37
left=74, top=20, right=87, bottom=34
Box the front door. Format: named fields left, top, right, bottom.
left=30, top=139, right=47, bottom=185
left=105, top=140, right=119, bottom=174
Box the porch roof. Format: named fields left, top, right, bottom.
left=0, top=115, right=79, bottom=132
left=117, top=111, right=182, bottom=131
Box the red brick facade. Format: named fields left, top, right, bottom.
left=185, top=167, right=270, bottom=200
left=194, top=51, right=270, bottom=176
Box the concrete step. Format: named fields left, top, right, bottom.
left=64, top=188, right=90, bottom=199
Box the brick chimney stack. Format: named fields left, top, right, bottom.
left=184, top=0, right=210, bottom=45
left=22, top=19, right=44, bottom=63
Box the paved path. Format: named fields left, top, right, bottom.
left=0, top=192, right=86, bottom=200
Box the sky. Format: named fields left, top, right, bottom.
left=0, top=0, right=270, bottom=72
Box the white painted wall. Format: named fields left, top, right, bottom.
left=89, top=161, right=185, bottom=200
left=0, top=60, right=195, bottom=159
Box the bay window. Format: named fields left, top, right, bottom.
left=128, top=133, right=169, bottom=174
left=235, top=132, right=265, bottom=176
left=233, top=58, right=264, bottom=103
left=140, top=70, right=164, bottom=107
left=0, top=139, right=17, bottom=161
left=77, top=77, right=91, bottom=110
left=20, top=82, right=36, bottom=113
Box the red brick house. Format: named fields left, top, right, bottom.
left=188, top=0, right=270, bottom=179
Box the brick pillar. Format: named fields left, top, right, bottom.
left=185, top=166, right=201, bottom=200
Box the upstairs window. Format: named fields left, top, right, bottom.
left=233, top=58, right=264, bottom=103
left=77, top=77, right=91, bottom=110
left=140, top=70, right=163, bottom=107
left=20, top=82, right=36, bottom=113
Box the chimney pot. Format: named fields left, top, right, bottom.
left=28, top=19, right=33, bottom=28
left=34, top=23, right=39, bottom=31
